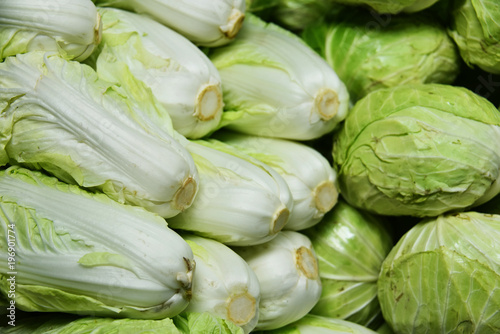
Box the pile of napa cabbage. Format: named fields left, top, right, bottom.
left=1, top=0, right=499, bottom=333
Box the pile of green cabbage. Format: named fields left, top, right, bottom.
left=1, top=0, right=500, bottom=333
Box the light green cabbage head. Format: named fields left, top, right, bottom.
left=378, top=211, right=500, bottom=333
left=303, top=200, right=393, bottom=328
left=330, top=0, right=439, bottom=14
left=246, top=0, right=339, bottom=32
left=448, top=0, right=500, bottom=74
left=302, top=9, right=460, bottom=102
left=333, top=83, right=500, bottom=217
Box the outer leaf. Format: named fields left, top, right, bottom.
left=1, top=313, right=182, bottom=333
left=173, top=312, right=245, bottom=334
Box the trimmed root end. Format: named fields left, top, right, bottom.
left=220, top=9, right=245, bottom=39
left=313, top=88, right=339, bottom=121
left=313, top=181, right=338, bottom=214
left=94, top=12, right=103, bottom=45
left=194, top=84, right=223, bottom=121
left=271, top=206, right=290, bottom=234
left=227, top=293, right=256, bottom=325
left=173, top=177, right=197, bottom=211
left=178, top=257, right=196, bottom=301
left=295, top=246, right=319, bottom=280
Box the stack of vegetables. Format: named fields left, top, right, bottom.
left=0, top=0, right=499, bottom=333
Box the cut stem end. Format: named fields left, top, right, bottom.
left=271, top=206, right=290, bottom=234
left=295, top=246, right=319, bottom=280
left=313, top=181, right=338, bottom=214
left=314, top=88, right=339, bottom=121
left=227, top=292, right=256, bottom=325
left=195, top=84, right=223, bottom=121
left=173, top=177, right=197, bottom=211
left=220, top=9, right=245, bottom=40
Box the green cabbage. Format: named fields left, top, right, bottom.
left=304, top=200, right=393, bottom=328
left=378, top=211, right=500, bottom=333
left=302, top=9, right=460, bottom=102
left=448, top=0, right=500, bottom=74
left=0, top=0, right=102, bottom=61
left=330, top=0, right=439, bottom=14
left=333, top=83, right=500, bottom=217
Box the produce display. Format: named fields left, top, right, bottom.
left=1, top=0, right=500, bottom=333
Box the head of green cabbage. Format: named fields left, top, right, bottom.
left=378, top=211, right=500, bottom=333
left=333, top=83, right=500, bottom=217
